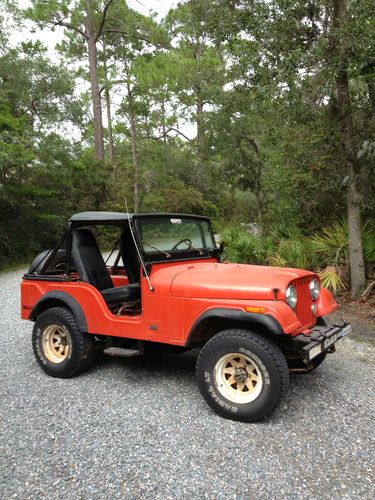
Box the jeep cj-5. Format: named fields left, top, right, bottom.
left=21, top=212, right=350, bottom=421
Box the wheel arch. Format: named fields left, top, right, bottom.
left=29, top=291, right=88, bottom=332
left=185, top=308, right=284, bottom=348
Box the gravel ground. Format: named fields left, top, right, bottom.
left=1, top=269, right=375, bottom=499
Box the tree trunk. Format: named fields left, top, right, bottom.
left=255, top=163, right=263, bottom=226
left=255, top=192, right=262, bottom=225
left=102, top=43, right=114, bottom=165
left=194, top=42, right=205, bottom=160
left=332, top=0, right=366, bottom=297
left=127, top=84, right=140, bottom=212
left=86, top=0, right=104, bottom=161
left=161, top=98, right=167, bottom=148
left=196, top=98, right=204, bottom=159
left=104, top=88, right=114, bottom=164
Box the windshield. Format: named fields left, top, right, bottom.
left=136, top=216, right=216, bottom=257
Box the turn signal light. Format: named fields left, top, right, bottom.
left=245, top=306, right=266, bottom=314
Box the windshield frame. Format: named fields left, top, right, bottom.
left=133, top=214, right=219, bottom=263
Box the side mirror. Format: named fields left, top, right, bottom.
left=219, top=241, right=224, bottom=254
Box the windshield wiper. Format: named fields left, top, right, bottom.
left=181, top=240, right=204, bottom=255
left=142, top=241, right=171, bottom=258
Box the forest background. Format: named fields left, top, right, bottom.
left=0, top=0, right=374, bottom=298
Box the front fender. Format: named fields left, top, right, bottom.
left=185, top=307, right=285, bottom=347
left=316, top=288, right=339, bottom=317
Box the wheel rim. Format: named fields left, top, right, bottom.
left=41, top=324, right=71, bottom=364
left=214, top=352, right=263, bottom=404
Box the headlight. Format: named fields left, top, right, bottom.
left=286, top=285, right=297, bottom=310
left=309, top=278, right=320, bottom=300
left=311, top=303, right=317, bottom=315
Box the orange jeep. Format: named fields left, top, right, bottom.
left=21, top=212, right=350, bottom=421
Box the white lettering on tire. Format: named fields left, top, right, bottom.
left=239, top=346, right=270, bottom=385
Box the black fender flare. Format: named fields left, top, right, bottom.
left=185, top=308, right=284, bottom=347
left=29, top=291, right=88, bottom=332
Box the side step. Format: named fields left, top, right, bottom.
left=103, top=342, right=143, bottom=358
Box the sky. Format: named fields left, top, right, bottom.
left=13, top=0, right=179, bottom=56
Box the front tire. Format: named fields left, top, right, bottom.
left=196, top=329, right=289, bottom=422
left=32, top=307, right=95, bottom=378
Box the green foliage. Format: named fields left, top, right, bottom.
left=318, top=266, right=347, bottom=293
left=270, top=239, right=315, bottom=270
left=362, top=224, right=375, bottom=264
left=0, top=0, right=374, bottom=294
left=223, top=230, right=268, bottom=265
left=223, top=219, right=374, bottom=284
left=311, top=221, right=349, bottom=266
left=223, top=227, right=316, bottom=270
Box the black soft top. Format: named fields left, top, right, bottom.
left=69, top=211, right=210, bottom=227
left=69, top=212, right=133, bottom=226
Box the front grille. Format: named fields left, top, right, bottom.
left=293, top=277, right=315, bottom=330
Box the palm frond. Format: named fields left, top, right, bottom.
left=318, top=266, right=347, bottom=292
left=310, top=220, right=348, bottom=264
left=272, top=238, right=314, bottom=269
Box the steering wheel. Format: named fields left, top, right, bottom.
left=171, top=238, right=192, bottom=251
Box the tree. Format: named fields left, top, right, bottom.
left=100, top=5, right=169, bottom=210
left=209, top=0, right=372, bottom=295
left=165, top=0, right=225, bottom=164
left=331, top=0, right=366, bottom=296
left=26, top=0, right=130, bottom=161
left=0, top=37, right=91, bottom=264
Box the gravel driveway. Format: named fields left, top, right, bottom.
left=1, top=269, right=374, bottom=499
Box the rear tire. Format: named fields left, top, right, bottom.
left=32, top=307, right=95, bottom=378
left=196, top=329, right=289, bottom=422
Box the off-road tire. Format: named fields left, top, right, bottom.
left=28, top=249, right=69, bottom=274
left=32, top=307, right=95, bottom=378
left=196, top=329, right=289, bottom=422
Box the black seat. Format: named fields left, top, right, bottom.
left=71, top=228, right=140, bottom=304
left=120, top=224, right=141, bottom=284
left=101, top=283, right=140, bottom=303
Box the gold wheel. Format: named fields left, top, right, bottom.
left=214, top=352, right=263, bottom=404
left=41, top=324, right=71, bottom=364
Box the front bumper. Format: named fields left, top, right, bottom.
left=294, top=320, right=351, bottom=362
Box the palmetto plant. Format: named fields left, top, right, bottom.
left=362, top=224, right=375, bottom=264
left=270, top=238, right=315, bottom=270
left=310, top=220, right=375, bottom=291
left=310, top=221, right=349, bottom=292
left=223, top=229, right=313, bottom=269
left=223, top=230, right=275, bottom=265
left=318, top=266, right=347, bottom=292
left=268, top=223, right=302, bottom=243
left=223, top=220, right=374, bottom=293
left=310, top=221, right=348, bottom=266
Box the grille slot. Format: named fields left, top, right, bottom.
left=294, top=278, right=315, bottom=329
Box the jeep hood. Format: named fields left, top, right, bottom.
left=168, top=262, right=315, bottom=300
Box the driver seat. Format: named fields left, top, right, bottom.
left=71, top=228, right=140, bottom=304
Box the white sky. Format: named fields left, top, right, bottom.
left=9, top=0, right=196, bottom=139
left=12, top=0, right=179, bottom=56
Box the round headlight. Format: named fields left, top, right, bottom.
left=309, top=279, right=320, bottom=300
left=286, top=285, right=297, bottom=310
